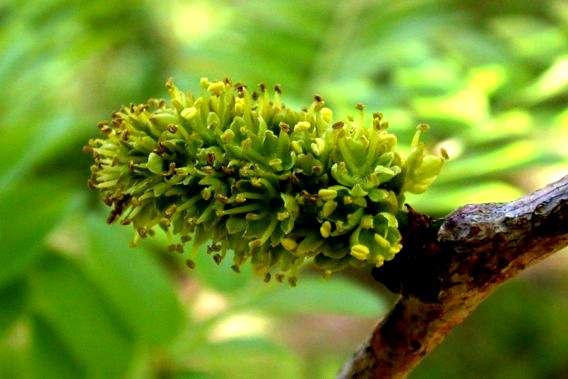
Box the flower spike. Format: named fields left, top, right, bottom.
left=86, top=78, right=445, bottom=283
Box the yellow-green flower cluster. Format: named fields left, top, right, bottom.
left=86, top=78, right=445, bottom=284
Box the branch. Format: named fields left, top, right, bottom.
left=338, top=175, right=568, bottom=379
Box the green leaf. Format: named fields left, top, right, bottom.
left=521, top=55, right=568, bottom=103
left=82, top=216, right=185, bottom=346
left=0, top=342, right=25, bottom=379
left=436, top=141, right=540, bottom=183
left=0, top=280, right=26, bottom=338
left=185, top=338, right=302, bottom=379
left=174, top=371, right=218, bottom=379
left=253, top=276, right=387, bottom=317
left=28, top=315, right=85, bottom=379
left=0, top=116, right=76, bottom=192
left=29, top=255, right=134, bottom=378
left=0, top=180, right=75, bottom=287
left=407, top=181, right=524, bottom=215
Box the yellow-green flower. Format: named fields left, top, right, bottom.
left=86, top=78, right=446, bottom=285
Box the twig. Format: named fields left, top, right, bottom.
left=338, top=175, right=568, bottom=378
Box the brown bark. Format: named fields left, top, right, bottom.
left=338, top=175, right=568, bottom=379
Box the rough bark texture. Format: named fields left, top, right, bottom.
left=338, top=175, right=568, bottom=379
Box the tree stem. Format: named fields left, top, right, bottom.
left=338, top=175, right=568, bottom=378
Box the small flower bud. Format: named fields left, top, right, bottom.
left=318, top=189, right=337, bottom=201
left=294, top=121, right=311, bottom=132
left=320, top=107, right=333, bottom=123
left=207, top=81, right=225, bottom=96
left=321, top=200, right=337, bottom=217
left=181, top=107, right=198, bottom=120
left=320, top=221, right=332, bottom=238
left=350, top=244, right=370, bottom=261
left=281, top=238, right=298, bottom=251
left=147, top=153, right=164, bottom=174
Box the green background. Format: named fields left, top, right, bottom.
left=0, top=0, right=566, bottom=378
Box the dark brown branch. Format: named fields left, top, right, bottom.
left=338, top=175, right=568, bottom=379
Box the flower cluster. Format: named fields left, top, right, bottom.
left=86, top=78, right=445, bottom=284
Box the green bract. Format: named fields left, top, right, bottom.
left=86, top=78, right=445, bottom=285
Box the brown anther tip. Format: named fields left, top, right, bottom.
left=251, top=91, right=259, bottom=100
left=208, top=243, right=222, bottom=252
left=153, top=143, right=167, bottom=155
left=213, top=254, right=222, bottom=265
left=137, top=227, right=148, bottom=238
left=404, top=203, right=416, bottom=213
left=288, top=173, right=300, bottom=185
left=258, top=83, right=267, bottom=92
left=185, top=259, right=196, bottom=269
left=97, top=122, right=111, bottom=134
left=167, top=124, right=178, bottom=133
left=301, top=190, right=317, bottom=203
left=274, top=84, right=282, bottom=94
left=355, top=103, right=365, bottom=111
left=103, top=195, right=113, bottom=206
left=332, top=121, right=345, bottom=129
left=206, top=152, right=216, bottom=165
left=87, top=179, right=96, bottom=190
left=417, top=123, right=430, bottom=131
left=223, top=77, right=232, bottom=85
left=221, top=166, right=235, bottom=175
left=314, top=94, right=323, bottom=102
left=279, top=122, right=290, bottom=133
left=264, top=272, right=272, bottom=283
left=231, top=264, right=240, bottom=273
left=166, top=162, right=176, bottom=175
left=440, top=148, right=450, bottom=160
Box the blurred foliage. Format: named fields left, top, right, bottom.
left=0, top=0, right=566, bottom=378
